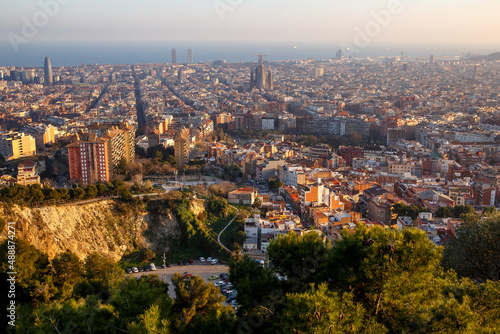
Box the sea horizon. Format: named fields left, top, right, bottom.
left=0, top=41, right=498, bottom=68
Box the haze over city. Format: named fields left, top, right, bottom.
left=3, top=0, right=500, bottom=333
left=1, top=0, right=499, bottom=66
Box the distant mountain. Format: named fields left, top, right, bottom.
left=471, top=52, right=500, bottom=61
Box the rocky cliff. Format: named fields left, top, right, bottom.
left=0, top=198, right=201, bottom=261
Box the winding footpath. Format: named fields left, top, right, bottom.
left=217, top=205, right=239, bottom=252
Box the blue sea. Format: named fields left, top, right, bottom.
left=0, top=41, right=496, bottom=67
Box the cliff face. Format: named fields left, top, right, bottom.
left=0, top=199, right=191, bottom=262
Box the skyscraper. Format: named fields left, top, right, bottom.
left=172, top=48, right=177, bottom=64
left=336, top=49, right=343, bottom=60
left=44, top=57, right=53, bottom=86
left=187, top=49, right=193, bottom=64
left=430, top=55, right=435, bottom=64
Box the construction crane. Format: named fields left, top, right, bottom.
left=250, top=53, right=268, bottom=64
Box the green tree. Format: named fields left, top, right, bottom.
left=442, top=213, right=500, bottom=282
left=392, top=202, right=419, bottom=220
left=111, top=275, right=171, bottom=328
left=229, top=255, right=281, bottom=311
left=0, top=238, right=52, bottom=305
left=207, top=197, right=229, bottom=217
left=269, top=180, right=284, bottom=189
left=435, top=206, right=453, bottom=218
left=51, top=251, right=84, bottom=300
left=116, top=157, right=128, bottom=175
left=15, top=295, right=120, bottom=333
left=452, top=204, right=474, bottom=218
left=223, top=164, right=242, bottom=180
left=171, top=273, right=230, bottom=328
left=277, top=284, right=386, bottom=334
left=268, top=231, right=331, bottom=287
left=328, top=225, right=442, bottom=310
left=84, top=184, right=98, bottom=199
left=128, top=304, right=171, bottom=334
left=72, top=187, right=86, bottom=201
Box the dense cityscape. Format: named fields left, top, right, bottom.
left=2, top=1, right=500, bottom=332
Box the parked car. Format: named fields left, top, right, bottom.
left=132, top=267, right=139, bottom=273
left=207, top=257, right=213, bottom=262
left=220, top=273, right=228, bottom=279
left=178, top=261, right=184, bottom=266
left=125, top=268, right=133, bottom=274
left=183, top=259, right=189, bottom=265
left=150, top=263, right=157, bottom=271
left=138, top=267, right=143, bottom=272
left=210, top=259, right=219, bottom=265
left=210, top=275, right=219, bottom=280
left=182, top=272, right=192, bottom=279
left=199, top=257, right=205, bottom=262
left=214, top=281, right=225, bottom=287
left=188, top=259, right=194, bottom=264
left=143, top=266, right=150, bottom=272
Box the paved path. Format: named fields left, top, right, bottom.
left=217, top=205, right=239, bottom=252
left=130, top=262, right=229, bottom=297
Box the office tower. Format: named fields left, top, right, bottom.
left=430, top=55, right=435, bottom=64
left=336, top=49, right=343, bottom=60
left=67, top=133, right=111, bottom=185
left=401, top=51, right=404, bottom=60
left=267, top=69, right=273, bottom=90
left=0, top=132, right=37, bottom=160
left=174, top=128, right=191, bottom=169
left=172, top=48, right=177, bottom=64
left=44, top=57, right=53, bottom=86
left=187, top=49, right=193, bottom=64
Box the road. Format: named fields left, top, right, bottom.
left=130, top=262, right=229, bottom=297
left=217, top=205, right=239, bottom=252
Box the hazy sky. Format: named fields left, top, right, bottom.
left=1, top=0, right=499, bottom=48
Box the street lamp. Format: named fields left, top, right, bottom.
left=163, top=253, right=167, bottom=283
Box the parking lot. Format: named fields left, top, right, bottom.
left=131, top=263, right=229, bottom=297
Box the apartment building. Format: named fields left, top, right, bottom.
left=0, top=131, right=36, bottom=160
left=22, top=123, right=55, bottom=149
left=67, top=133, right=111, bottom=185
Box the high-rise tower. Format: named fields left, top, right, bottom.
left=172, top=48, right=177, bottom=64
left=44, top=57, right=53, bottom=86
left=187, top=49, right=193, bottom=64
